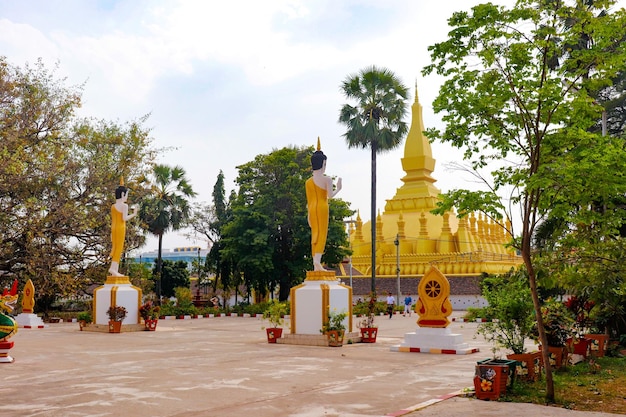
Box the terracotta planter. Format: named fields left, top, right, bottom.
left=78, top=320, right=87, bottom=331
left=585, top=334, right=609, bottom=357
left=507, top=351, right=542, bottom=382
left=144, top=319, right=158, bottom=331
left=474, top=360, right=511, bottom=400
left=359, top=327, right=378, bottom=343
left=568, top=338, right=592, bottom=358
left=108, top=321, right=122, bottom=333
left=326, top=330, right=345, bottom=347
left=266, top=327, right=283, bottom=343
left=477, top=358, right=516, bottom=389
left=539, top=345, right=568, bottom=369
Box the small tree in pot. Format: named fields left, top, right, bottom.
left=107, top=305, right=127, bottom=333
left=356, top=292, right=378, bottom=343
left=475, top=269, right=539, bottom=382
left=262, top=300, right=288, bottom=343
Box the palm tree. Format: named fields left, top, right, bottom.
left=140, top=164, right=196, bottom=302
left=339, top=66, right=408, bottom=292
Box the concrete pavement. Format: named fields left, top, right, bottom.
left=0, top=312, right=620, bottom=417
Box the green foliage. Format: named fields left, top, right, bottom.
left=422, top=0, right=626, bottom=401
left=154, top=260, right=191, bottom=298
left=320, top=308, right=347, bottom=333
left=126, top=261, right=154, bottom=295
left=538, top=299, right=576, bottom=347
left=140, top=164, right=196, bottom=300
left=463, top=306, right=492, bottom=321
left=221, top=146, right=353, bottom=301
left=502, top=356, right=626, bottom=415
left=477, top=269, right=536, bottom=354
left=262, top=300, right=288, bottom=328
left=174, top=286, right=196, bottom=316
left=353, top=292, right=381, bottom=328
left=157, top=299, right=175, bottom=316
left=77, top=311, right=92, bottom=323
left=0, top=58, right=156, bottom=313
left=339, top=65, right=409, bottom=293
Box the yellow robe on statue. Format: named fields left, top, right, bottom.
left=305, top=178, right=329, bottom=257
left=110, top=205, right=125, bottom=263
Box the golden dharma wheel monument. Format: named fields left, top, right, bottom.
left=392, top=265, right=478, bottom=354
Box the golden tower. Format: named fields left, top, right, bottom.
left=343, top=85, right=521, bottom=291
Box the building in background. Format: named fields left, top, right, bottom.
left=132, top=246, right=210, bottom=271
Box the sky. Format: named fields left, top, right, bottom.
left=1, top=0, right=622, bottom=254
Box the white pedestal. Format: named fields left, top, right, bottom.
left=290, top=271, right=352, bottom=335
left=0, top=341, right=15, bottom=363
left=93, top=276, right=142, bottom=325
left=15, top=313, right=47, bottom=329
left=391, top=327, right=479, bottom=354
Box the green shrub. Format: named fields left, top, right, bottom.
left=477, top=268, right=536, bottom=354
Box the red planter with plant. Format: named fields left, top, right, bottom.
left=474, top=360, right=511, bottom=400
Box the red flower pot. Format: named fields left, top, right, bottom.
left=266, top=327, right=283, bottom=343
left=359, top=327, right=378, bottom=343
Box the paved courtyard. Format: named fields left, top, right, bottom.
left=0, top=312, right=620, bottom=417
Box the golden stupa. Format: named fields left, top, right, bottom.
left=341, top=86, right=522, bottom=294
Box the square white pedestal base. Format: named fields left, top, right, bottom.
left=391, top=327, right=479, bottom=355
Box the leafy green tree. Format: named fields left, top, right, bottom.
left=140, top=164, right=196, bottom=302
left=339, top=65, right=408, bottom=293
left=222, top=146, right=352, bottom=301
left=422, top=0, right=626, bottom=402
left=153, top=260, right=190, bottom=298
left=0, top=57, right=155, bottom=312
left=476, top=269, right=535, bottom=355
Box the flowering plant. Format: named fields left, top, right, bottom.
left=564, top=295, right=596, bottom=335
left=107, top=305, right=127, bottom=322
left=139, top=301, right=160, bottom=320
left=357, top=292, right=378, bottom=329
left=537, top=299, right=575, bottom=347
left=320, top=308, right=347, bottom=333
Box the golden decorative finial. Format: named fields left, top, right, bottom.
left=119, top=177, right=124, bottom=186
left=317, top=137, right=321, bottom=151
left=414, top=80, right=419, bottom=102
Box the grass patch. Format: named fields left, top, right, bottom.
left=499, top=356, right=626, bottom=414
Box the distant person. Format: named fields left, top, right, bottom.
left=305, top=138, right=342, bottom=271
left=109, top=182, right=138, bottom=277
left=403, top=294, right=413, bottom=317
left=386, top=292, right=395, bottom=319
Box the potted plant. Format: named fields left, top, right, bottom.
left=537, top=298, right=575, bottom=367
left=475, top=271, right=539, bottom=382
left=139, top=301, right=160, bottom=331
left=357, top=292, right=378, bottom=343
left=107, top=305, right=127, bottom=333
left=564, top=295, right=604, bottom=357
left=474, top=360, right=511, bottom=400
left=77, top=311, right=92, bottom=331
left=320, top=307, right=347, bottom=347
left=262, top=300, right=287, bottom=343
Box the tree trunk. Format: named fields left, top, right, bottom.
left=523, top=250, right=555, bottom=402
left=157, top=232, right=163, bottom=304
left=370, top=143, right=377, bottom=293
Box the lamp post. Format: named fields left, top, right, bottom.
left=394, top=234, right=400, bottom=306
left=197, top=247, right=201, bottom=278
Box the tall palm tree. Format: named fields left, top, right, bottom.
left=140, top=164, right=196, bottom=302
left=339, top=66, right=408, bottom=292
